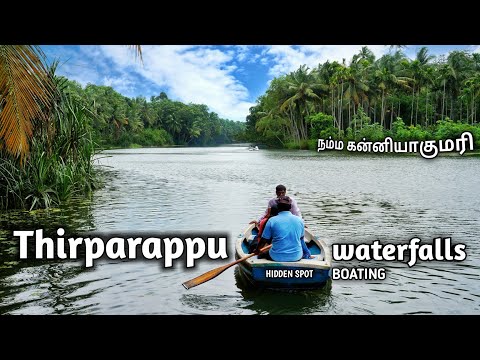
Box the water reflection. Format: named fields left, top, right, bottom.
left=0, top=192, right=97, bottom=314
left=234, top=268, right=333, bottom=315
left=0, top=261, right=102, bottom=315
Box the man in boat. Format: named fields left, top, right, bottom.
left=254, top=196, right=312, bottom=261
left=250, top=184, right=302, bottom=227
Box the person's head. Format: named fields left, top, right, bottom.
left=270, top=203, right=279, bottom=217
left=276, top=195, right=291, bottom=212
left=275, top=184, right=287, bottom=197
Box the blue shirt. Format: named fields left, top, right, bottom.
left=261, top=211, right=308, bottom=262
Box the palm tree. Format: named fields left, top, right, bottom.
left=374, top=53, right=411, bottom=128
left=314, top=61, right=341, bottom=127
left=343, top=55, right=370, bottom=127
left=127, top=45, right=143, bottom=63
left=446, top=51, right=471, bottom=120
left=389, top=45, right=407, bottom=52
left=280, top=65, right=320, bottom=141
left=0, top=45, right=54, bottom=163
left=409, top=47, right=434, bottom=125
left=0, top=45, right=142, bottom=163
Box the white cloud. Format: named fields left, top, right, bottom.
left=265, top=45, right=390, bottom=76
left=56, top=61, right=100, bottom=87
left=103, top=75, right=136, bottom=95
left=100, top=45, right=255, bottom=121
left=236, top=45, right=250, bottom=62
left=471, top=45, right=480, bottom=53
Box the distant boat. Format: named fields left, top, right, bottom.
left=248, top=145, right=259, bottom=151
left=235, top=223, right=332, bottom=289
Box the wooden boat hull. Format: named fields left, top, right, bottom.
left=235, top=223, right=332, bottom=289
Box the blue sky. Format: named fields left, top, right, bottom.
left=41, top=45, right=477, bottom=122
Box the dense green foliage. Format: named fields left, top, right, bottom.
left=1, top=73, right=245, bottom=210
left=246, top=47, right=480, bottom=149
left=62, top=82, right=246, bottom=148
left=1, top=74, right=97, bottom=210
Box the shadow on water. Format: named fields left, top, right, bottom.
left=233, top=268, right=333, bottom=315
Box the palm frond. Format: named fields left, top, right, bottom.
left=0, top=45, right=54, bottom=163
left=127, top=45, right=143, bottom=63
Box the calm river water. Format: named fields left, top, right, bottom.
left=1, top=146, right=479, bottom=314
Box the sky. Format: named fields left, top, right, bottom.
left=42, top=45, right=478, bottom=122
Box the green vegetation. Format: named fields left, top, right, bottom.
left=4, top=45, right=480, bottom=211
left=1, top=67, right=97, bottom=210
left=1, top=75, right=245, bottom=210
left=0, top=46, right=245, bottom=210
left=63, top=86, right=246, bottom=149
left=246, top=47, right=480, bottom=149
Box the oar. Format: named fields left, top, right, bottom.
left=182, top=244, right=272, bottom=289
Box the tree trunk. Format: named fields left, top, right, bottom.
left=390, top=99, right=394, bottom=129
left=331, top=87, right=335, bottom=126
left=467, top=98, right=469, bottom=123
left=289, top=106, right=299, bottom=142
left=350, top=101, right=352, bottom=131
left=360, top=102, right=363, bottom=130
left=340, top=83, right=344, bottom=131
left=398, top=100, right=401, bottom=122
left=303, top=103, right=310, bottom=139
left=415, top=93, right=419, bottom=125
left=442, top=81, right=446, bottom=120
left=411, top=83, right=415, bottom=125
left=425, top=91, right=429, bottom=127
left=381, top=89, right=385, bottom=127
left=450, top=94, right=453, bottom=120
left=459, top=97, right=462, bottom=123
left=474, top=96, right=476, bottom=124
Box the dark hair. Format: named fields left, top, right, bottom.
left=276, top=196, right=291, bottom=212
left=276, top=184, right=286, bottom=192
left=277, top=202, right=291, bottom=212
left=270, top=204, right=279, bottom=217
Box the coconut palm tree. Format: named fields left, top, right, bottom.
left=408, top=47, right=434, bottom=125
left=0, top=45, right=54, bottom=163
left=343, top=55, right=370, bottom=127
left=0, top=45, right=142, bottom=163
left=280, top=65, right=320, bottom=141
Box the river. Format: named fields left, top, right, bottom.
left=1, top=146, right=479, bottom=314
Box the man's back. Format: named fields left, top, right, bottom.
left=261, top=211, right=304, bottom=262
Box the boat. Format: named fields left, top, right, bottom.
left=235, top=223, right=332, bottom=289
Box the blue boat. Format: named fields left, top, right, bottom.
left=235, top=223, right=332, bottom=289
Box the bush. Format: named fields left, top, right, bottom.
left=307, top=112, right=338, bottom=139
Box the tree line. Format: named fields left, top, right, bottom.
left=63, top=80, right=246, bottom=148
left=245, top=46, right=480, bottom=149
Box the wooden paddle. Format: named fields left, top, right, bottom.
left=182, top=244, right=272, bottom=289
